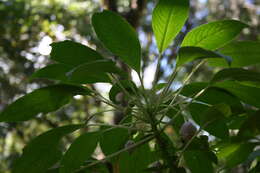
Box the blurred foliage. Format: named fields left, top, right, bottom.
left=0, top=0, right=259, bottom=172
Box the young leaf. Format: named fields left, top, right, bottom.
left=68, top=60, right=127, bottom=84
left=212, top=68, right=260, bottom=83
left=152, top=0, right=189, bottom=53
left=50, top=40, right=103, bottom=66
left=12, top=124, right=83, bottom=173
left=208, top=41, right=260, bottom=67
left=181, top=20, right=248, bottom=50
left=30, top=63, right=72, bottom=82
left=177, top=46, right=232, bottom=67
left=92, top=10, right=141, bottom=72
left=184, top=150, right=214, bottom=173
left=99, top=127, right=129, bottom=156
left=0, top=84, right=91, bottom=122
left=60, top=132, right=100, bottom=173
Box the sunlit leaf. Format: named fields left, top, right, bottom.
left=152, top=0, right=189, bottom=53
left=181, top=20, right=248, bottom=50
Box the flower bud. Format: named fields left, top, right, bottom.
left=180, top=121, right=197, bottom=142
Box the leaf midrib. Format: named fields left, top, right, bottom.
left=159, top=7, right=174, bottom=52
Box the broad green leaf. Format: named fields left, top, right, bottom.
left=238, top=110, right=260, bottom=139
left=0, top=84, right=91, bottom=122
left=189, top=103, right=229, bottom=139
left=92, top=10, right=141, bottom=72
left=181, top=83, right=243, bottom=113
left=119, top=137, right=155, bottom=173
left=60, top=132, right=99, bottom=173
left=212, top=68, right=260, bottom=83
left=109, top=80, right=137, bottom=104
left=30, top=64, right=72, bottom=81
left=152, top=0, right=189, bottom=53
left=181, top=20, right=248, bottom=50
left=217, top=142, right=255, bottom=167
left=184, top=150, right=214, bottom=173
left=177, top=46, right=232, bottom=67
left=215, top=81, right=260, bottom=108
left=68, top=60, right=127, bottom=84
left=77, top=161, right=110, bottom=173
left=208, top=41, right=260, bottom=67
left=99, top=127, right=129, bottom=156
left=50, top=40, right=103, bottom=66
left=12, top=124, right=83, bottom=173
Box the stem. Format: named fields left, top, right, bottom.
left=157, top=60, right=206, bottom=122
left=147, top=111, right=178, bottom=172
left=159, top=85, right=210, bottom=134
left=85, top=109, right=116, bottom=124
left=152, top=53, right=163, bottom=87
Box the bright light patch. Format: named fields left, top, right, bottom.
left=38, top=36, right=52, bottom=55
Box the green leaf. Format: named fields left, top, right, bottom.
left=50, top=40, right=103, bottom=67
left=184, top=150, right=214, bottom=173
left=99, top=127, right=129, bottom=156
left=30, top=64, right=72, bottom=81
left=238, top=110, right=260, bottom=139
left=208, top=41, right=260, bottom=67
left=215, top=81, right=260, bottom=108
left=189, top=103, right=230, bottom=139
left=92, top=10, right=141, bottom=72
left=177, top=46, right=232, bottom=67
left=181, top=20, right=248, bottom=50
left=212, top=68, right=260, bottom=83
left=154, top=83, right=167, bottom=91
left=60, top=132, right=99, bottom=173
left=152, top=0, right=189, bottom=53
left=181, top=83, right=243, bottom=111
left=68, top=60, right=127, bottom=84
left=109, top=80, right=137, bottom=104
left=12, top=124, right=83, bottom=173
left=0, top=84, right=90, bottom=122
left=246, top=149, right=260, bottom=165
left=217, top=142, right=255, bottom=167
left=119, top=137, right=155, bottom=173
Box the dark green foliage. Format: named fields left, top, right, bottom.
left=12, top=125, right=83, bottom=173
left=92, top=10, right=141, bottom=72
left=0, top=84, right=91, bottom=122
left=1, top=1, right=260, bottom=172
